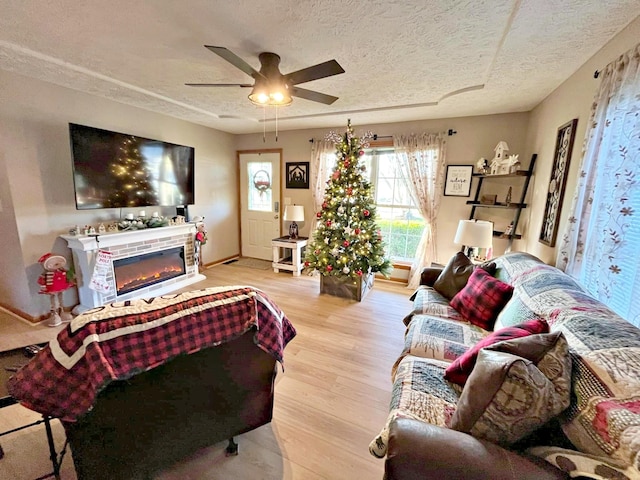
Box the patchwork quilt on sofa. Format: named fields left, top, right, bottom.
left=372, top=252, right=640, bottom=476
left=496, top=254, right=640, bottom=470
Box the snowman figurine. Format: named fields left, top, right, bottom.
left=37, top=253, right=75, bottom=327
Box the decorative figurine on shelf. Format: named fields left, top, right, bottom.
left=476, top=157, right=490, bottom=174
left=505, top=186, right=513, bottom=206
left=494, top=141, right=509, bottom=161
left=490, top=141, right=512, bottom=175
left=37, top=253, right=75, bottom=327
left=192, top=216, right=207, bottom=268
left=501, top=222, right=515, bottom=239
left=508, top=154, right=521, bottom=173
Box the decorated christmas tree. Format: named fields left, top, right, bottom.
left=106, top=136, right=158, bottom=207
left=304, top=121, right=392, bottom=283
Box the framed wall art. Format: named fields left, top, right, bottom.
left=444, top=165, right=473, bottom=197
left=286, top=162, right=309, bottom=189
left=539, top=118, right=578, bottom=247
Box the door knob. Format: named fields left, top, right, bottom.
left=274, top=215, right=279, bottom=219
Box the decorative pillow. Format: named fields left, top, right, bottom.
left=494, top=295, right=541, bottom=330
left=444, top=318, right=548, bottom=386
left=433, top=252, right=496, bottom=300
left=449, top=267, right=513, bottom=330
left=450, top=332, right=572, bottom=446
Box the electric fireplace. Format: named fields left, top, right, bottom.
left=63, top=224, right=206, bottom=313
left=113, top=247, right=186, bottom=296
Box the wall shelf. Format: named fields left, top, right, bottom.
left=468, top=154, right=537, bottom=250
left=466, top=201, right=527, bottom=209
left=472, top=170, right=529, bottom=179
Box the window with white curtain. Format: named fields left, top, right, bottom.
left=556, top=43, right=640, bottom=327
left=324, top=148, right=426, bottom=263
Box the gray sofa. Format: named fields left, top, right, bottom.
left=371, top=252, right=640, bottom=479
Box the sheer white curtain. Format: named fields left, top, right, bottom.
left=394, top=133, right=447, bottom=289
left=556, top=42, right=640, bottom=327
left=309, top=138, right=336, bottom=238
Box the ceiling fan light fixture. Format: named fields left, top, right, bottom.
left=249, top=90, right=270, bottom=104
left=248, top=82, right=292, bottom=106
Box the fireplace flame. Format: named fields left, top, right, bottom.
left=114, top=248, right=186, bottom=296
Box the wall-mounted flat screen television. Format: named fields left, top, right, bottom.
left=69, top=123, right=195, bottom=210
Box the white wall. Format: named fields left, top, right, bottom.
left=235, top=113, right=531, bottom=265
left=0, top=70, right=237, bottom=319
left=523, top=16, right=640, bottom=264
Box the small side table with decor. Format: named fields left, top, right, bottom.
left=271, top=237, right=308, bottom=276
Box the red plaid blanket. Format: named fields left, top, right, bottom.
left=8, top=286, right=296, bottom=422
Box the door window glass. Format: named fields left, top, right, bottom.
left=248, top=162, right=272, bottom=212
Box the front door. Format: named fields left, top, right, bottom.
left=238, top=151, right=281, bottom=260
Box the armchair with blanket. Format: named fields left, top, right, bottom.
left=8, top=286, right=296, bottom=480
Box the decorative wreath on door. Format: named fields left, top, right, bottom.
left=253, top=170, right=271, bottom=192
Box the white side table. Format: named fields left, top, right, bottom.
left=271, top=236, right=308, bottom=276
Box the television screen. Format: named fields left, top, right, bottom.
left=69, top=123, right=195, bottom=210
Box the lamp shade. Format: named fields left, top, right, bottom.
left=284, top=205, right=305, bottom=222
left=454, top=220, right=493, bottom=248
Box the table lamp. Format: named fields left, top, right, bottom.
left=284, top=205, right=305, bottom=239
left=454, top=219, right=493, bottom=260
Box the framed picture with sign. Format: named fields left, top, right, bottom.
left=286, top=162, right=309, bottom=189
left=539, top=118, right=578, bottom=247
left=444, top=165, right=473, bottom=197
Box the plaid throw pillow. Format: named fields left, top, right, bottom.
left=450, top=268, right=513, bottom=330
left=444, top=318, right=549, bottom=386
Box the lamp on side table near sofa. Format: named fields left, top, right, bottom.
left=454, top=219, right=493, bottom=261
left=284, top=205, right=304, bottom=239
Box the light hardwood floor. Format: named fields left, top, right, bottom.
left=0, top=262, right=413, bottom=479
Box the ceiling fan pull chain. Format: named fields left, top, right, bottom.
left=275, top=105, right=279, bottom=142
left=263, top=105, right=266, bottom=143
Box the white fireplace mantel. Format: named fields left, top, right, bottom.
left=62, top=224, right=206, bottom=313
left=63, top=224, right=195, bottom=251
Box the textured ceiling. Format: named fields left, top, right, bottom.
left=1, top=0, right=639, bottom=134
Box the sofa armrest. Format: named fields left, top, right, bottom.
left=420, top=267, right=442, bottom=287
left=385, top=419, right=568, bottom=480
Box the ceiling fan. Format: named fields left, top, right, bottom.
left=186, top=46, right=345, bottom=106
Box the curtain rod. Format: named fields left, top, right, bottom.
left=309, top=129, right=457, bottom=143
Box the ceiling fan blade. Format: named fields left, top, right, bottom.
left=284, top=60, right=345, bottom=86
left=204, top=46, right=264, bottom=80
left=185, top=83, right=253, bottom=87
left=291, top=86, right=339, bottom=105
